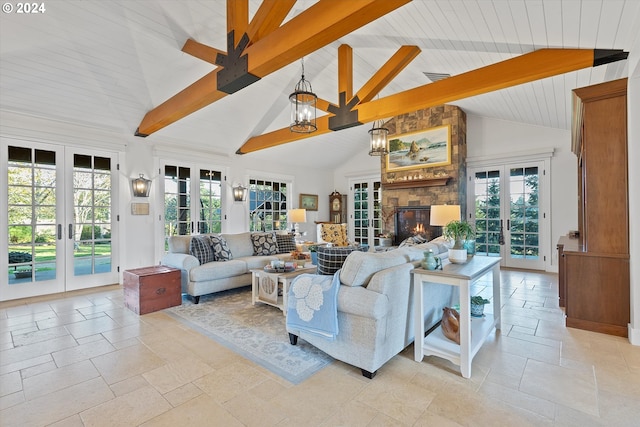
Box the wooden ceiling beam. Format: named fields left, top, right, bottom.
left=136, top=0, right=409, bottom=137
left=338, top=45, right=353, bottom=101
left=237, top=48, right=620, bottom=154
left=246, top=0, right=411, bottom=78
left=357, top=48, right=599, bottom=119
left=181, top=39, right=225, bottom=66
left=227, top=0, right=248, bottom=46
left=246, top=0, right=296, bottom=44
left=355, top=45, right=421, bottom=104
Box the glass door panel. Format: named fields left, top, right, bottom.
left=66, top=150, right=118, bottom=290
left=3, top=142, right=65, bottom=300
left=198, top=169, right=222, bottom=234
left=474, top=170, right=502, bottom=257
left=350, top=179, right=382, bottom=247
left=509, top=166, right=540, bottom=263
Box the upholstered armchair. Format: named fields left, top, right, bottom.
left=316, top=223, right=349, bottom=246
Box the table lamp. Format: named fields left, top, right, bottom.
left=288, top=208, right=307, bottom=242
left=429, top=205, right=461, bottom=227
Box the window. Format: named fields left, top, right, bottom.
left=248, top=179, right=288, bottom=232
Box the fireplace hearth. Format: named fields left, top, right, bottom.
left=394, top=206, right=442, bottom=245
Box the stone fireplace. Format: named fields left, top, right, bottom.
left=378, top=104, right=467, bottom=242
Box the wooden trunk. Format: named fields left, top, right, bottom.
left=123, top=266, right=181, bottom=315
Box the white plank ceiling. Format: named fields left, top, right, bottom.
left=1, top=0, right=638, bottom=170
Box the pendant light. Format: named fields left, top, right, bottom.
left=289, top=58, right=317, bottom=133
left=368, top=119, right=389, bottom=156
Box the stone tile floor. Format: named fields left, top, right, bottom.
left=1, top=269, right=639, bottom=426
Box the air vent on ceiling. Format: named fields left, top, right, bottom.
left=423, top=72, right=451, bottom=82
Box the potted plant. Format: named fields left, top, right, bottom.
left=470, top=295, right=490, bottom=317
left=378, top=231, right=393, bottom=247
left=442, top=220, right=475, bottom=263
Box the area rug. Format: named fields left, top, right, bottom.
left=165, top=286, right=333, bottom=384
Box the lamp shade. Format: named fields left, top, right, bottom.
left=288, top=208, right=307, bottom=223
left=131, top=174, right=151, bottom=197
left=430, top=205, right=461, bottom=226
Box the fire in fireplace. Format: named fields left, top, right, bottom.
left=394, top=206, right=442, bottom=245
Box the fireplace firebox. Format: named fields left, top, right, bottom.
left=394, top=206, right=443, bottom=245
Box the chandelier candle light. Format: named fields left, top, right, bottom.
left=289, top=58, right=317, bottom=133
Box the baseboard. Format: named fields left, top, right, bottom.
left=628, top=324, right=640, bottom=346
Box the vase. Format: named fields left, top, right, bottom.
left=448, top=248, right=467, bottom=264
left=470, top=303, right=485, bottom=317
left=310, top=252, right=318, bottom=265
left=464, top=239, right=476, bottom=258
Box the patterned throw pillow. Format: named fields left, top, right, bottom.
left=275, top=233, right=296, bottom=254
left=320, top=223, right=348, bottom=246
left=210, top=234, right=233, bottom=261
left=317, top=246, right=366, bottom=275
left=251, top=233, right=279, bottom=256
left=189, top=235, right=214, bottom=265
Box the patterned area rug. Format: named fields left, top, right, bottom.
left=165, top=286, right=333, bottom=384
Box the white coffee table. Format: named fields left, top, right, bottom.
left=251, top=266, right=317, bottom=315
left=412, top=256, right=501, bottom=378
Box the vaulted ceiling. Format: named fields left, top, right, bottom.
left=1, top=1, right=638, bottom=170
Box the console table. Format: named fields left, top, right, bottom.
left=412, top=256, right=501, bottom=378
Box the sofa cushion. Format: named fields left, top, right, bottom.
left=339, top=251, right=407, bottom=287
left=275, top=233, right=296, bottom=254
left=317, top=246, right=366, bottom=275
left=251, top=233, right=279, bottom=255
left=223, top=232, right=254, bottom=258
left=189, top=235, right=214, bottom=265
left=190, top=259, right=247, bottom=281
left=210, top=234, right=233, bottom=260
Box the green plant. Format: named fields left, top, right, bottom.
left=308, top=245, right=318, bottom=252
left=471, top=296, right=490, bottom=305
left=442, top=220, right=475, bottom=249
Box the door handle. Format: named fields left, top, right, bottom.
left=58, top=224, right=62, bottom=240
left=68, top=224, right=73, bottom=239
left=507, top=219, right=510, bottom=231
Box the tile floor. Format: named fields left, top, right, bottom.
left=1, top=269, right=639, bottom=426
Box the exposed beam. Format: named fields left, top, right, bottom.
left=227, top=0, right=248, bottom=46
left=338, top=45, right=353, bottom=101
left=136, top=0, right=410, bottom=137
left=245, top=0, right=411, bottom=78
left=237, top=48, right=624, bottom=154
left=246, top=0, right=296, bottom=44
left=355, top=45, right=421, bottom=104
left=181, top=39, right=225, bottom=66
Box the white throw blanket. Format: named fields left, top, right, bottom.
left=285, top=271, right=340, bottom=340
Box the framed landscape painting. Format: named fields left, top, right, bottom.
left=299, top=194, right=318, bottom=211
left=386, top=124, right=451, bottom=172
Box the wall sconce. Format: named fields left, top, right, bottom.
left=233, top=185, right=248, bottom=202
left=131, top=174, right=151, bottom=197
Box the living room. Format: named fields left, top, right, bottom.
left=1, top=1, right=640, bottom=424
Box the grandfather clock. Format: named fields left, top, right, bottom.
left=329, top=191, right=347, bottom=224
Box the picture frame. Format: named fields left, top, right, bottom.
left=299, top=193, right=318, bottom=211
left=386, top=124, right=451, bottom=172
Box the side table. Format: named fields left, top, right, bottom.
left=412, top=256, right=501, bottom=378
left=251, top=266, right=317, bottom=315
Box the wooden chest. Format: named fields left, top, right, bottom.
left=123, top=266, right=181, bottom=315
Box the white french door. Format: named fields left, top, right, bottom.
left=349, top=177, right=383, bottom=247
left=469, top=161, right=547, bottom=270
left=2, top=139, right=119, bottom=301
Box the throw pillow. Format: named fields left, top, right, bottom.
left=251, top=232, right=279, bottom=256
left=316, top=246, right=366, bottom=275
left=275, top=233, right=296, bottom=254
left=189, top=235, right=214, bottom=265
left=210, top=234, right=233, bottom=261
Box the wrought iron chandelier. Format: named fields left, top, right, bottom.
left=368, top=119, right=389, bottom=156
left=289, top=58, right=317, bottom=133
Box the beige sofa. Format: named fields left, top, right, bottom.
left=161, top=232, right=293, bottom=303
left=287, top=239, right=454, bottom=378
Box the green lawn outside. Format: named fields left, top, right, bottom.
left=8, top=244, right=112, bottom=261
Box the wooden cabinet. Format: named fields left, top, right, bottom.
left=124, top=266, right=182, bottom=315
left=562, top=78, right=630, bottom=337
